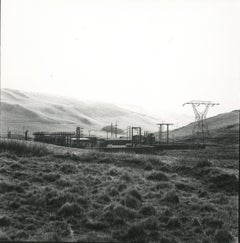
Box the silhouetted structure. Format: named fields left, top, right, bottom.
left=183, top=100, right=219, bottom=144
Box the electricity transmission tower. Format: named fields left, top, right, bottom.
left=183, top=100, right=219, bottom=144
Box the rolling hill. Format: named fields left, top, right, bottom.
left=170, top=110, right=239, bottom=144
left=0, top=89, right=162, bottom=136
left=1, top=89, right=238, bottom=143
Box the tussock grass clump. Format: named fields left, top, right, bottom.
left=108, top=168, right=119, bottom=176
left=18, top=157, right=30, bottom=164
left=198, top=189, right=208, bottom=198
left=97, top=155, right=116, bottom=164
left=139, top=205, right=156, bottom=216
left=0, top=215, right=11, bottom=227
left=78, top=151, right=115, bottom=164
left=156, top=182, right=172, bottom=190
left=0, top=181, right=24, bottom=194
left=126, top=188, right=143, bottom=201
left=161, top=190, right=180, bottom=204
left=10, top=200, right=20, bottom=209
left=192, top=218, right=201, bottom=227
left=148, top=156, right=163, bottom=166
left=47, top=192, right=76, bottom=207
left=30, top=174, right=44, bottom=183
left=42, top=173, right=60, bottom=182
left=53, top=152, right=71, bottom=159
left=210, top=195, right=229, bottom=205
left=44, top=220, right=72, bottom=240
left=58, top=202, right=83, bottom=217
left=158, top=164, right=171, bottom=173
left=122, top=194, right=141, bottom=209
left=141, top=216, right=159, bottom=230
left=101, top=210, right=115, bottom=223
left=123, top=224, right=146, bottom=241
left=15, top=230, right=29, bottom=240
left=175, top=182, right=195, bottom=192
left=0, top=140, right=49, bottom=157
left=166, top=217, right=182, bottom=229
left=213, top=229, right=234, bottom=243
left=0, top=151, right=19, bottom=160
left=108, top=187, right=119, bottom=197
left=55, top=178, right=72, bottom=187
left=85, top=220, right=108, bottom=230
left=144, top=162, right=153, bottom=171
left=206, top=171, right=238, bottom=193
left=117, top=182, right=127, bottom=192
left=195, top=159, right=212, bottom=167
left=0, top=232, right=10, bottom=241
left=121, top=156, right=146, bottom=166
left=60, top=163, right=76, bottom=174
left=14, top=171, right=27, bottom=180
left=120, top=172, right=132, bottom=182
left=77, top=196, right=89, bottom=207
left=201, top=217, right=223, bottom=228
left=0, top=167, right=9, bottom=174
left=200, top=203, right=217, bottom=212
left=162, top=207, right=172, bottom=217
left=10, top=161, right=24, bottom=170
left=113, top=204, right=137, bottom=220
left=147, top=171, right=169, bottom=181
left=160, top=236, right=178, bottom=243
left=98, top=194, right=111, bottom=204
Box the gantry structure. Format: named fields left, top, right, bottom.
left=156, top=123, right=173, bottom=144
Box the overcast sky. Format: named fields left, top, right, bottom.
left=1, top=0, right=240, bottom=117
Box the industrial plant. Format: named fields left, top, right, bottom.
left=4, top=100, right=219, bottom=153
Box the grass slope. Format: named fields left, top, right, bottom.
left=0, top=139, right=238, bottom=242
left=1, top=89, right=160, bottom=135
left=170, top=110, right=239, bottom=143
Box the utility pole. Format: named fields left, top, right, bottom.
left=25, top=130, right=29, bottom=141
left=115, top=122, right=118, bottom=138
left=139, top=127, right=141, bottom=145
left=110, top=123, right=113, bottom=138
left=166, top=124, right=172, bottom=144
left=76, top=127, right=83, bottom=147
left=183, top=100, right=219, bottom=144
left=157, top=124, right=163, bottom=144
left=127, top=126, right=131, bottom=140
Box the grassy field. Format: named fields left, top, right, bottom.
left=0, top=139, right=238, bottom=242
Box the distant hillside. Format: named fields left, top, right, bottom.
left=171, top=110, right=239, bottom=144
left=1, top=89, right=161, bottom=136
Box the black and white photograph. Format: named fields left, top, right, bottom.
left=0, top=0, right=239, bottom=242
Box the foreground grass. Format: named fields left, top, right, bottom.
left=0, top=140, right=238, bottom=242
left=0, top=139, right=49, bottom=157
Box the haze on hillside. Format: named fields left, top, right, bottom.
left=1, top=0, right=240, bottom=118
left=1, top=89, right=238, bottom=139
left=1, top=88, right=194, bottom=135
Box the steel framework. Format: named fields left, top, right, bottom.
left=183, top=100, right=219, bottom=143
left=156, top=123, right=173, bottom=144
left=131, top=126, right=142, bottom=147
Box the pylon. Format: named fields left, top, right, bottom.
left=183, top=100, right=219, bottom=144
